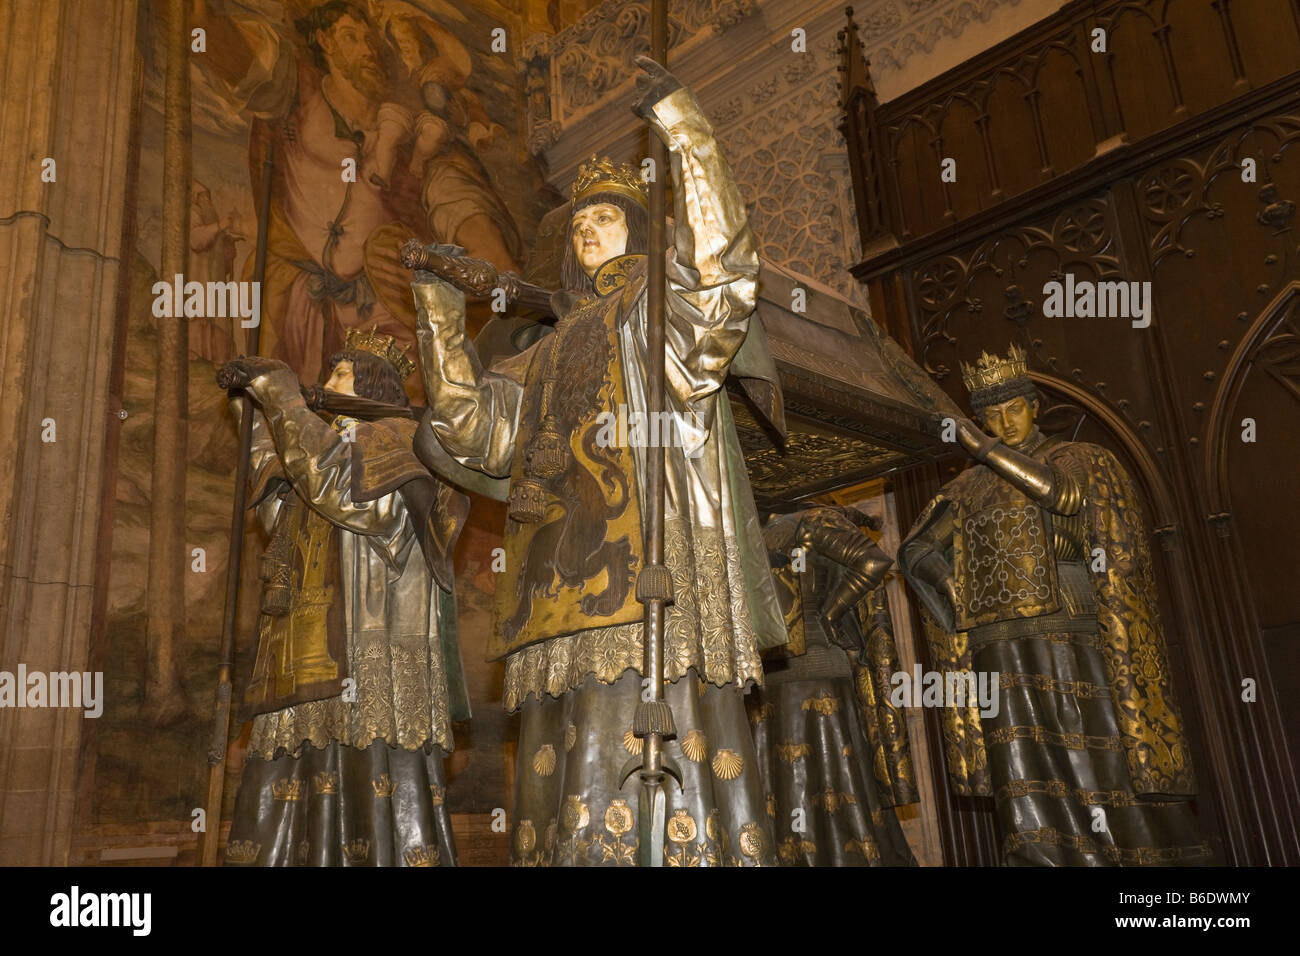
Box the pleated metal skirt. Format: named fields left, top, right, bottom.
left=223, top=739, right=457, bottom=866
left=972, top=561, right=1211, bottom=866
left=509, top=668, right=776, bottom=866
left=748, top=643, right=917, bottom=866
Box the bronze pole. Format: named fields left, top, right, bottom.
left=624, top=0, right=680, bottom=868
left=200, top=140, right=274, bottom=867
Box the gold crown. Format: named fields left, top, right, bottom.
left=344, top=326, right=416, bottom=380
left=312, top=771, right=339, bottom=795
left=572, top=155, right=648, bottom=208
left=224, top=840, right=261, bottom=864
left=403, top=844, right=441, bottom=868
left=343, top=838, right=371, bottom=863
left=960, top=343, right=1030, bottom=394
left=371, top=773, right=395, bottom=798
left=271, top=778, right=303, bottom=801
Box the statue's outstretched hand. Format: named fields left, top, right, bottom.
left=217, top=356, right=288, bottom=391
left=954, top=416, right=1003, bottom=461
left=632, top=54, right=684, bottom=116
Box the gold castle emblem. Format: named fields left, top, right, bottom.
left=344, top=326, right=416, bottom=379
left=572, top=155, right=649, bottom=208
left=960, top=342, right=1030, bottom=394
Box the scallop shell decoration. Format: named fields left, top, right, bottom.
left=532, top=744, right=557, bottom=777
left=711, top=748, right=743, bottom=781
left=681, top=729, right=707, bottom=763
left=623, top=729, right=643, bottom=755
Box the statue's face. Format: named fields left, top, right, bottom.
left=325, top=359, right=357, bottom=397
left=980, top=395, right=1038, bottom=448
left=571, top=202, right=628, bottom=278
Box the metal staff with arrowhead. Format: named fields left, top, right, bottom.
left=617, top=0, right=682, bottom=868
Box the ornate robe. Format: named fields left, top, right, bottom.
left=751, top=508, right=918, bottom=866
left=900, top=433, right=1210, bottom=865
left=224, top=368, right=468, bottom=867
left=414, top=83, right=787, bottom=865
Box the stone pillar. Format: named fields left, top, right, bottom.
left=0, top=0, right=140, bottom=865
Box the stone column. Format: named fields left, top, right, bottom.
left=0, top=0, right=140, bottom=864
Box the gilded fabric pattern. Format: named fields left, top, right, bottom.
left=851, top=586, right=919, bottom=806
left=916, top=603, right=990, bottom=797
left=501, top=517, right=764, bottom=711
left=248, top=584, right=453, bottom=757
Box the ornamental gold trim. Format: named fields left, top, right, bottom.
left=777, top=836, right=817, bottom=862
left=986, top=725, right=1121, bottom=751
left=811, top=788, right=857, bottom=813
left=800, top=693, right=839, bottom=716
left=706, top=809, right=722, bottom=842
left=845, top=837, right=882, bottom=861
left=776, top=742, right=810, bottom=762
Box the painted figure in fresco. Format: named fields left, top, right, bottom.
left=413, top=57, right=790, bottom=865
left=753, top=506, right=917, bottom=866
left=215, top=331, right=469, bottom=866
left=189, top=180, right=245, bottom=363
left=898, top=344, right=1210, bottom=866
left=191, top=0, right=521, bottom=390
left=372, top=1, right=520, bottom=274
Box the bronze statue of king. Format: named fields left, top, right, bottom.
left=898, top=344, right=1210, bottom=866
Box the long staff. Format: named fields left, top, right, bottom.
left=200, top=140, right=273, bottom=867
left=618, top=0, right=681, bottom=867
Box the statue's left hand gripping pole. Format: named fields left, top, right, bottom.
left=200, top=140, right=274, bottom=867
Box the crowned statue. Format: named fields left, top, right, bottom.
left=216, top=328, right=469, bottom=866
left=411, top=57, right=788, bottom=865
left=898, top=344, right=1210, bottom=865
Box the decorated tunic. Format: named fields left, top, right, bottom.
left=413, top=84, right=787, bottom=711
